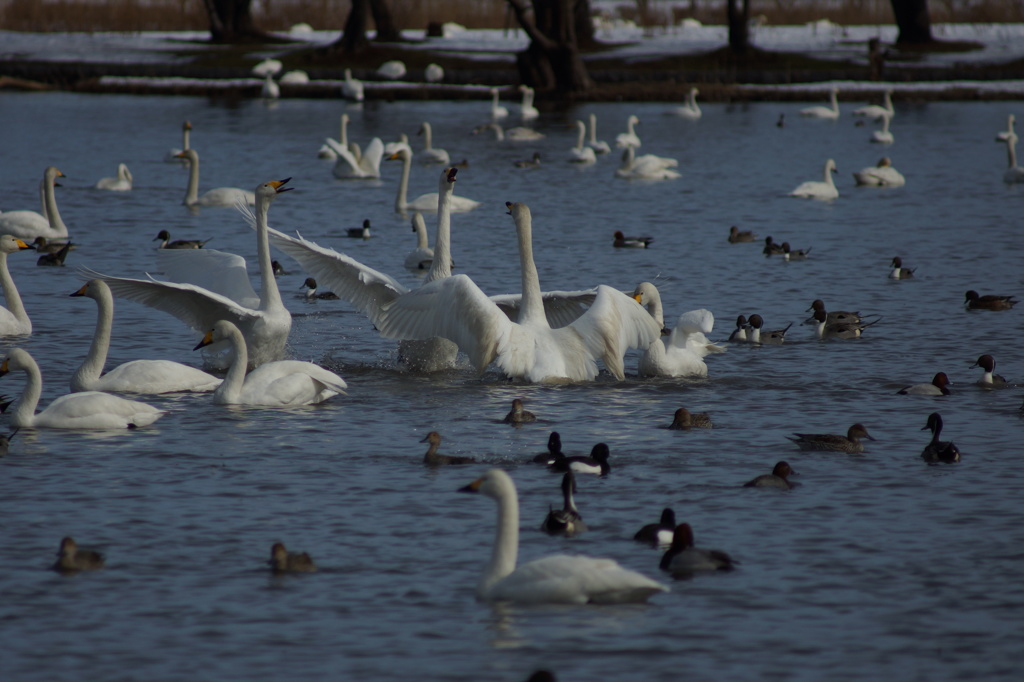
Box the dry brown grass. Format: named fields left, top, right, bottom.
left=2, top=0, right=1022, bottom=34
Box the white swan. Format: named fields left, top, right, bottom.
left=587, top=113, right=611, bottom=154
left=418, top=122, right=450, bottom=165
left=69, top=279, right=222, bottom=394
left=260, top=72, right=280, bottom=100
left=672, top=87, right=702, bottom=120
left=459, top=469, right=667, bottom=604
left=95, top=163, right=133, bottom=191
left=195, top=320, right=345, bottom=406
left=633, top=282, right=725, bottom=378
left=569, top=120, right=597, bottom=164
left=0, top=166, right=69, bottom=241
left=82, top=179, right=293, bottom=369
left=0, top=348, right=165, bottom=429
left=789, top=159, right=838, bottom=200
left=472, top=123, right=544, bottom=142
left=996, top=114, right=1016, bottom=142
left=615, top=115, right=641, bottom=148
left=404, top=212, right=434, bottom=270
left=279, top=70, right=309, bottom=85
left=342, top=68, right=364, bottom=101
left=325, top=132, right=384, bottom=179
left=519, top=85, right=539, bottom=120
left=1000, top=133, right=1024, bottom=184
left=388, top=147, right=480, bottom=214
left=376, top=202, right=660, bottom=382
left=853, top=89, right=894, bottom=120
left=251, top=58, right=282, bottom=77
left=377, top=60, right=406, bottom=80
left=616, top=147, right=680, bottom=180
left=489, top=87, right=509, bottom=119
left=0, top=235, right=34, bottom=335
left=425, top=63, right=445, bottom=82
left=800, top=85, right=839, bottom=119
left=853, top=157, right=905, bottom=186
left=176, top=149, right=256, bottom=207
left=871, top=114, right=894, bottom=144
left=165, top=120, right=192, bottom=162
left=319, top=113, right=353, bottom=159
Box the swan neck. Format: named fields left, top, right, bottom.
left=43, top=174, right=67, bottom=235
left=395, top=152, right=412, bottom=211
left=415, top=220, right=429, bottom=249
left=481, top=481, right=519, bottom=596
left=514, top=209, right=546, bottom=326
left=184, top=154, right=199, bottom=205
left=340, top=115, right=348, bottom=147
left=255, top=194, right=283, bottom=311
left=426, top=183, right=453, bottom=282
left=11, top=354, right=42, bottom=428
left=575, top=122, right=586, bottom=150
left=423, top=124, right=433, bottom=150
left=0, top=251, right=29, bottom=327
left=588, top=114, right=598, bottom=143
left=214, top=325, right=248, bottom=403
left=1008, top=139, right=1018, bottom=169
left=73, top=287, right=114, bottom=391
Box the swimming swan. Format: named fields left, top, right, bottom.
left=1000, top=132, right=1024, bottom=184
left=519, top=85, right=539, bottom=121
left=418, top=122, right=450, bottom=165
left=616, top=147, right=680, bottom=180
left=342, top=68, right=364, bottom=101
left=853, top=157, right=905, bottom=186
left=176, top=149, right=256, bottom=207
left=871, top=114, right=894, bottom=144
left=69, top=279, right=222, bottom=394
left=0, top=348, right=165, bottom=429
left=0, top=166, right=69, bottom=242
left=615, top=115, right=642, bottom=148
left=587, top=113, right=611, bottom=154
left=569, top=120, right=597, bottom=164
left=459, top=469, right=667, bottom=604
left=388, top=147, right=480, bottom=214
left=404, top=212, right=435, bottom=270
left=632, top=282, right=725, bottom=378
left=672, top=87, right=702, bottom=120
left=0, top=235, right=34, bottom=335
left=800, top=86, right=839, bottom=119
left=489, top=87, right=509, bottom=119
left=82, top=179, right=294, bottom=369
left=852, top=89, right=894, bottom=120
left=376, top=202, right=660, bottom=382
left=195, top=320, right=346, bottom=406
left=789, top=159, right=838, bottom=200
left=95, top=163, right=133, bottom=191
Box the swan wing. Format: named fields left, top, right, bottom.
left=672, top=308, right=715, bottom=338
left=92, top=360, right=222, bottom=394
left=568, top=285, right=661, bottom=380
left=325, top=138, right=363, bottom=175
left=357, top=137, right=385, bottom=176
left=489, top=288, right=599, bottom=328
left=490, top=554, right=667, bottom=605
left=39, top=391, right=165, bottom=429
left=239, top=360, right=346, bottom=405
left=156, top=248, right=260, bottom=310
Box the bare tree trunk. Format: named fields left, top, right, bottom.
left=507, top=0, right=593, bottom=96
left=726, top=0, right=750, bottom=55
left=370, top=0, right=403, bottom=42
left=330, top=0, right=401, bottom=54
left=890, top=0, right=933, bottom=44
left=202, top=0, right=265, bottom=43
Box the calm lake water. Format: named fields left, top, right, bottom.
left=1, top=90, right=1023, bottom=682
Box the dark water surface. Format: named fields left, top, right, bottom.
left=1, top=92, right=1022, bottom=681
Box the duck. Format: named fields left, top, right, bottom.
left=810, top=308, right=878, bottom=339
left=748, top=314, right=791, bottom=345
left=782, top=242, right=811, bottom=261
left=971, top=354, right=1008, bottom=388
left=69, top=280, right=222, bottom=394
left=502, top=398, right=536, bottom=424
left=532, top=432, right=563, bottom=464
left=898, top=372, right=951, bottom=396
left=789, top=158, right=838, bottom=200
left=633, top=283, right=724, bottom=378
left=889, top=256, right=915, bottom=279
left=388, top=148, right=480, bottom=214
left=965, top=289, right=1017, bottom=310
left=272, top=260, right=288, bottom=277
left=404, top=212, right=435, bottom=271
left=84, top=178, right=293, bottom=369
left=870, top=114, right=894, bottom=144
left=549, top=443, right=611, bottom=476
left=634, top=508, right=676, bottom=547
left=260, top=72, right=280, bottom=100
left=32, top=236, right=74, bottom=254
left=728, top=315, right=749, bottom=342
left=165, top=120, right=192, bottom=162
left=568, top=120, right=597, bottom=164
left=376, top=60, right=406, bottom=79
left=36, top=242, right=69, bottom=267
left=153, top=229, right=209, bottom=250
left=799, top=85, right=840, bottom=119
left=422, top=431, right=476, bottom=466
left=513, top=152, right=542, bottom=169
left=341, top=68, right=364, bottom=101
left=787, top=424, right=874, bottom=453
left=615, top=114, right=641, bottom=148
left=459, top=469, right=667, bottom=604
left=375, top=202, right=660, bottom=382
left=541, top=471, right=587, bottom=537
left=728, top=226, right=756, bottom=243
left=53, top=537, right=105, bottom=573
left=0, top=235, right=34, bottom=335
left=805, top=299, right=865, bottom=325
left=301, top=277, right=339, bottom=300
left=762, top=235, right=785, bottom=256
left=0, top=166, right=69, bottom=241
left=586, top=113, right=611, bottom=154
left=659, top=523, right=736, bottom=575
left=852, top=88, right=895, bottom=120
left=920, top=412, right=961, bottom=463
left=613, top=230, right=653, bottom=248
left=194, top=320, right=346, bottom=406
left=489, top=87, right=509, bottom=119
left=95, top=163, right=133, bottom=191
left=667, top=407, right=713, bottom=430
left=346, top=219, right=371, bottom=239
left=518, top=85, right=539, bottom=121
left=175, top=149, right=256, bottom=207
left=853, top=157, right=905, bottom=186
left=671, top=87, right=702, bottom=120
left=269, top=542, right=317, bottom=573
left=743, top=461, right=796, bottom=489
left=0, top=348, right=165, bottom=429
left=418, top=122, right=450, bottom=165
left=616, top=146, right=680, bottom=180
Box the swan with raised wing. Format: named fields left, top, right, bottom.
left=672, top=87, right=702, bottom=120
left=459, top=469, right=667, bottom=604
left=789, top=158, right=838, bottom=199
left=325, top=133, right=384, bottom=179
left=632, top=282, right=725, bottom=378
left=389, top=147, right=480, bottom=214
left=195, top=320, right=345, bottom=406
left=0, top=235, right=34, bottom=335
left=176, top=149, right=256, bottom=207
left=69, top=279, right=222, bottom=394
left=376, top=201, right=660, bottom=382
left=800, top=85, right=839, bottom=119
left=0, top=348, right=165, bottom=429
left=81, top=179, right=293, bottom=369
left=0, top=167, right=69, bottom=242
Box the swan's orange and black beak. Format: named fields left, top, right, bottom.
left=269, top=178, right=292, bottom=193
left=632, top=293, right=643, bottom=304
left=447, top=168, right=457, bottom=183
left=70, top=283, right=89, bottom=297
left=458, top=478, right=484, bottom=494
left=14, top=239, right=32, bottom=251
left=505, top=201, right=515, bottom=214
left=193, top=329, right=215, bottom=351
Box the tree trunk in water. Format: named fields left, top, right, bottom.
left=508, top=0, right=593, bottom=96
left=890, top=0, right=933, bottom=44
left=726, top=0, right=750, bottom=56
left=202, top=0, right=263, bottom=43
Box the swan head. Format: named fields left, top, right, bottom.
left=183, top=120, right=192, bottom=131
left=194, top=320, right=241, bottom=351
left=387, top=147, right=412, bottom=162
left=257, top=177, right=292, bottom=201
left=825, top=158, right=837, bottom=173
left=505, top=201, right=529, bottom=221
left=44, top=166, right=65, bottom=184
left=0, top=235, right=33, bottom=255
left=69, top=279, right=110, bottom=300
left=0, top=347, right=33, bottom=376
left=877, top=157, right=892, bottom=167
left=417, top=122, right=430, bottom=136
left=628, top=115, right=640, bottom=125
left=458, top=468, right=515, bottom=500
left=175, top=149, right=199, bottom=165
